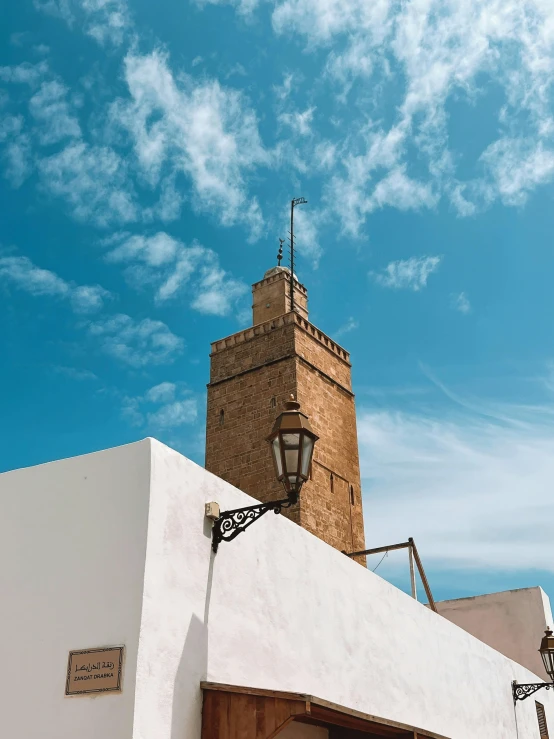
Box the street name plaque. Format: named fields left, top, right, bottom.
left=65, top=646, right=124, bottom=696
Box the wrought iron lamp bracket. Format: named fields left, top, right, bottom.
left=212, top=493, right=298, bottom=553
left=512, top=680, right=554, bottom=701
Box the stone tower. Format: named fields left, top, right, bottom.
left=205, top=265, right=366, bottom=556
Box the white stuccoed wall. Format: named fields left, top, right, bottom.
left=0, top=440, right=151, bottom=739
left=2, top=439, right=553, bottom=739
left=437, top=587, right=554, bottom=681
left=138, top=439, right=554, bottom=739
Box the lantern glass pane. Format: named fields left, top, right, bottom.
left=282, top=433, right=300, bottom=476
left=272, top=437, right=283, bottom=477
left=542, top=650, right=554, bottom=680
left=301, top=433, right=314, bottom=476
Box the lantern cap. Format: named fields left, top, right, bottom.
left=266, top=395, right=319, bottom=441
left=540, top=627, right=554, bottom=651
left=285, top=394, right=300, bottom=411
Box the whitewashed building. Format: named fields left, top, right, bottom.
left=1, top=438, right=553, bottom=738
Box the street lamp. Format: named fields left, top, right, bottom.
left=210, top=396, right=318, bottom=553
left=512, top=629, right=554, bottom=701
left=267, top=396, right=318, bottom=504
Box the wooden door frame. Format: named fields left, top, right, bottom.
left=200, top=682, right=449, bottom=739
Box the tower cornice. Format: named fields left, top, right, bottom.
left=210, top=312, right=351, bottom=367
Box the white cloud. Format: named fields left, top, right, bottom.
left=334, top=316, right=359, bottom=339
left=88, top=313, right=183, bottom=366
left=0, top=255, right=69, bottom=297
left=192, top=0, right=258, bottom=16
left=147, top=398, right=197, bottom=428
left=272, top=0, right=391, bottom=46
left=278, top=107, right=316, bottom=136
left=273, top=72, right=295, bottom=100
left=0, top=254, right=111, bottom=313
left=111, top=50, right=268, bottom=239
left=287, top=206, right=323, bottom=268
left=312, top=141, right=336, bottom=170
left=3, top=135, right=32, bottom=188
left=70, top=284, right=111, bottom=314
left=53, top=365, right=98, bottom=380
left=198, top=0, right=554, bottom=230
left=38, top=142, right=137, bottom=226
left=0, top=116, right=25, bottom=144
left=371, top=167, right=437, bottom=211
left=104, top=232, right=248, bottom=315
left=0, top=63, right=84, bottom=189
left=371, top=255, right=442, bottom=291
left=146, top=382, right=176, bottom=403
left=452, top=291, right=471, bottom=314
left=106, top=232, right=178, bottom=267
left=325, top=35, right=375, bottom=90
left=0, top=116, right=31, bottom=187
left=122, top=381, right=197, bottom=429
left=29, top=80, right=81, bottom=144
left=325, top=126, right=437, bottom=236
left=358, top=400, right=554, bottom=572
left=0, top=60, right=49, bottom=86
left=121, top=396, right=143, bottom=426
left=480, top=138, right=554, bottom=207
left=191, top=262, right=248, bottom=316
left=34, top=0, right=131, bottom=45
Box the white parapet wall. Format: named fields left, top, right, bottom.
left=0, top=440, right=152, bottom=739
left=1, top=438, right=553, bottom=739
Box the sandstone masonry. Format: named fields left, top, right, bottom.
left=205, top=267, right=366, bottom=557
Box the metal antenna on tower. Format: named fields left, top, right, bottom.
left=289, top=197, right=307, bottom=313
left=277, top=238, right=284, bottom=266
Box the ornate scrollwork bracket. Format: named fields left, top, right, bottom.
left=212, top=494, right=298, bottom=553
left=512, top=680, right=554, bottom=702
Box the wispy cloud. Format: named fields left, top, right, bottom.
left=88, top=313, right=183, bottom=366
left=200, top=0, right=554, bottom=232
left=53, top=365, right=98, bottom=381
left=452, top=291, right=471, bottom=314
left=371, top=255, right=442, bottom=291
left=104, top=231, right=248, bottom=316
left=0, top=254, right=110, bottom=313
left=358, top=397, right=554, bottom=572
left=279, top=106, right=316, bottom=136
left=110, top=49, right=269, bottom=239
left=334, top=316, right=359, bottom=339
left=29, top=80, right=81, bottom=145
left=326, top=129, right=437, bottom=236
left=34, top=0, right=131, bottom=45
left=0, top=60, right=49, bottom=86
left=273, top=72, right=295, bottom=100
left=122, top=381, right=197, bottom=428
left=71, top=284, right=111, bottom=314
left=38, top=142, right=137, bottom=226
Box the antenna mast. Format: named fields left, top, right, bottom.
left=289, top=197, right=307, bottom=313
left=277, top=238, right=284, bottom=266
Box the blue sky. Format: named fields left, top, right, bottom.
left=1, top=0, right=554, bottom=607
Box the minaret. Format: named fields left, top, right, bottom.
left=205, top=265, right=366, bottom=556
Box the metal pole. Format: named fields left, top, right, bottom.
left=409, top=541, right=417, bottom=601
left=290, top=199, right=295, bottom=313
left=409, top=538, right=437, bottom=613
left=345, top=541, right=411, bottom=558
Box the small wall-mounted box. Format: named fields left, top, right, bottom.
left=205, top=502, right=220, bottom=521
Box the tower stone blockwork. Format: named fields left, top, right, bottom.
left=205, top=267, right=366, bottom=556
